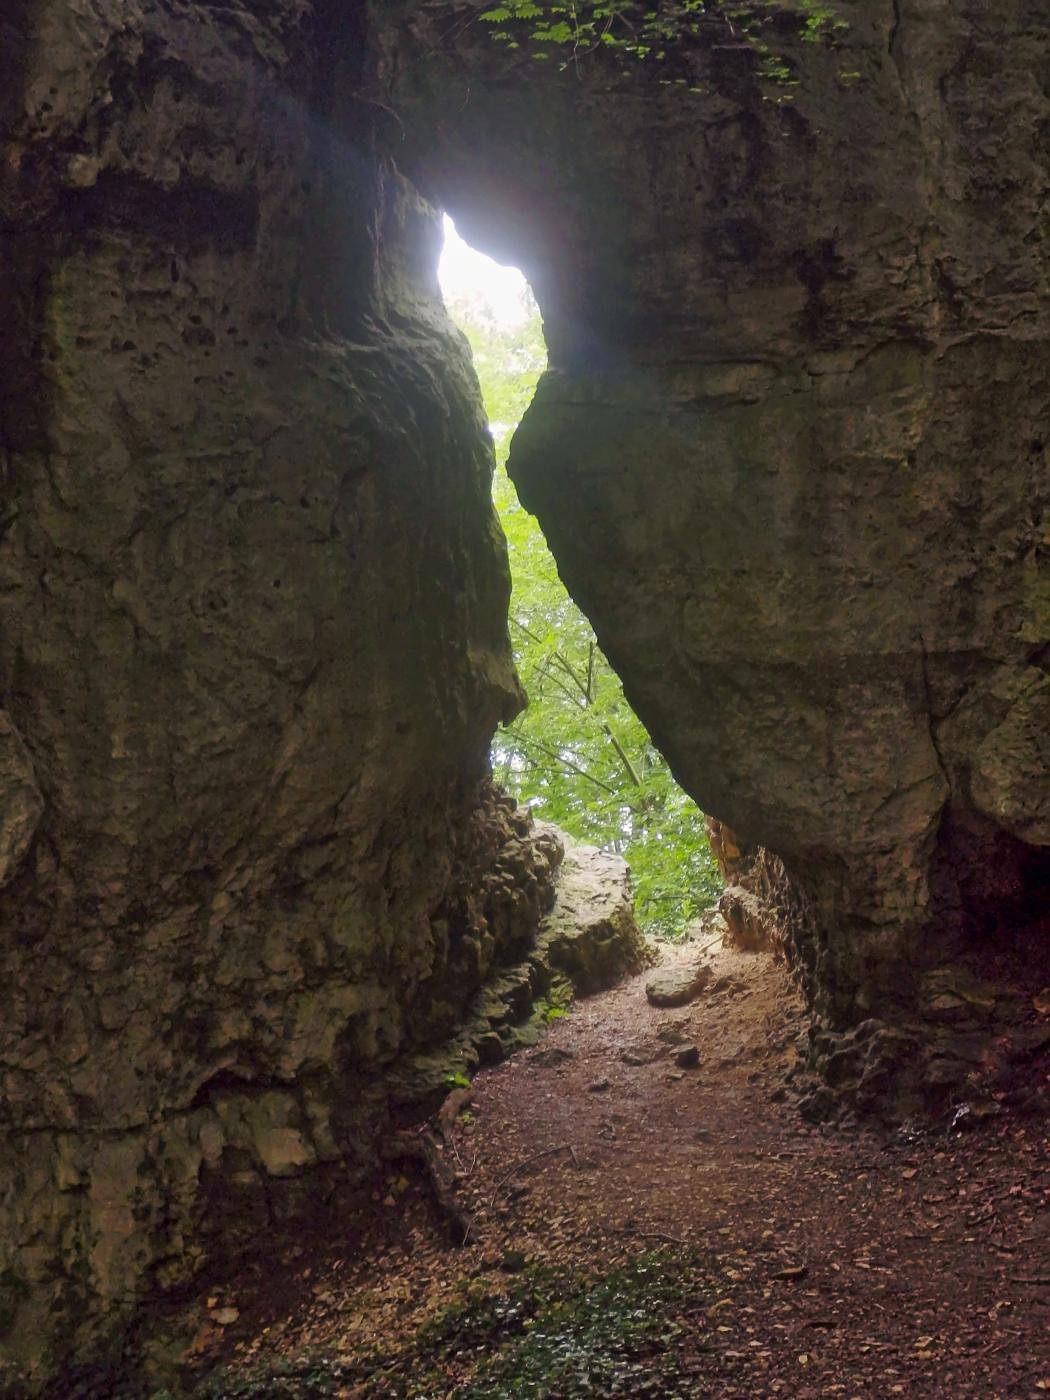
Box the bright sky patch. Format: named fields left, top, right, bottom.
left=439, top=214, right=531, bottom=328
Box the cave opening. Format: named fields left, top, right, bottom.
left=438, top=214, right=723, bottom=944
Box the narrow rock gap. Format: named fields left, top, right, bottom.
left=438, top=212, right=725, bottom=948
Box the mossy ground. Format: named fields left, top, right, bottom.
left=198, top=1250, right=706, bottom=1398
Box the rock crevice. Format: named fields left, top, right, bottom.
left=0, top=0, right=1046, bottom=1384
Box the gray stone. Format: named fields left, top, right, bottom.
left=646, top=963, right=713, bottom=1009
left=532, top=832, right=648, bottom=995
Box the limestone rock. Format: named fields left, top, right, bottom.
left=0, top=0, right=533, bottom=1378
left=389, top=827, right=643, bottom=1114
left=645, top=963, right=713, bottom=1009
left=534, top=832, right=647, bottom=995
left=720, top=885, right=776, bottom=953
left=0, top=0, right=1045, bottom=1385
left=379, top=0, right=1050, bottom=1083
left=0, top=712, right=43, bottom=889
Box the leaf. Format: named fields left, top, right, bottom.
left=531, top=21, right=574, bottom=41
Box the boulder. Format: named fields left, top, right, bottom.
left=645, top=962, right=713, bottom=1009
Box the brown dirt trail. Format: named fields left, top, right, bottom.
left=195, top=944, right=1050, bottom=1397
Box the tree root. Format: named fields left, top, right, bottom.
left=380, top=1128, right=475, bottom=1246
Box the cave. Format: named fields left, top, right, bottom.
left=0, top=0, right=1046, bottom=1387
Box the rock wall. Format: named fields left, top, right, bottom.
left=0, top=0, right=551, bottom=1384
left=375, top=1, right=1049, bottom=1091
left=0, top=0, right=1046, bottom=1383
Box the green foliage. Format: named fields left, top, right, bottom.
left=201, top=1252, right=706, bottom=1397
left=477, top=0, right=848, bottom=90
left=413, top=1251, right=701, bottom=1397
left=449, top=294, right=721, bottom=939
left=200, top=1352, right=358, bottom=1398
left=538, top=974, right=574, bottom=1022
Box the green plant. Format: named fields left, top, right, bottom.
left=477, top=0, right=848, bottom=90
left=412, top=1251, right=703, bottom=1396
left=450, top=295, right=722, bottom=939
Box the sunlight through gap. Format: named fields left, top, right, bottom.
left=438, top=214, right=532, bottom=329
left=436, top=213, right=722, bottom=941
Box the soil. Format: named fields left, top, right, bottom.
left=189, top=942, right=1050, bottom=1398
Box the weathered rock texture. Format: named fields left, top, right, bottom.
left=376, top=1, right=1049, bottom=1100
left=0, top=0, right=1047, bottom=1384
left=0, top=0, right=559, bottom=1385
left=390, top=829, right=645, bottom=1112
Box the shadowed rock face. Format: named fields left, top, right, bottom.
left=0, top=0, right=545, bottom=1381
left=376, top=0, right=1049, bottom=1052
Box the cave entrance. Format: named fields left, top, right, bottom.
left=439, top=216, right=722, bottom=944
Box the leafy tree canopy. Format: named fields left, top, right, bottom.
left=448, top=290, right=721, bottom=939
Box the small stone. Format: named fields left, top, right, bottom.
left=645, top=962, right=713, bottom=1008
left=674, top=1045, right=700, bottom=1068
left=66, top=154, right=100, bottom=188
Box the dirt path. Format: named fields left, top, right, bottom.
left=195, top=944, right=1049, bottom=1398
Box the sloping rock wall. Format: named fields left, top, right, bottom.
left=375, top=1, right=1049, bottom=1083
left=0, top=0, right=544, bottom=1384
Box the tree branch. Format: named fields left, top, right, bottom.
left=503, top=731, right=618, bottom=795
left=602, top=721, right=643, bottom=787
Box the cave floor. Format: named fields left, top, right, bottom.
left=191, top=943, right=1049, bottom=1398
